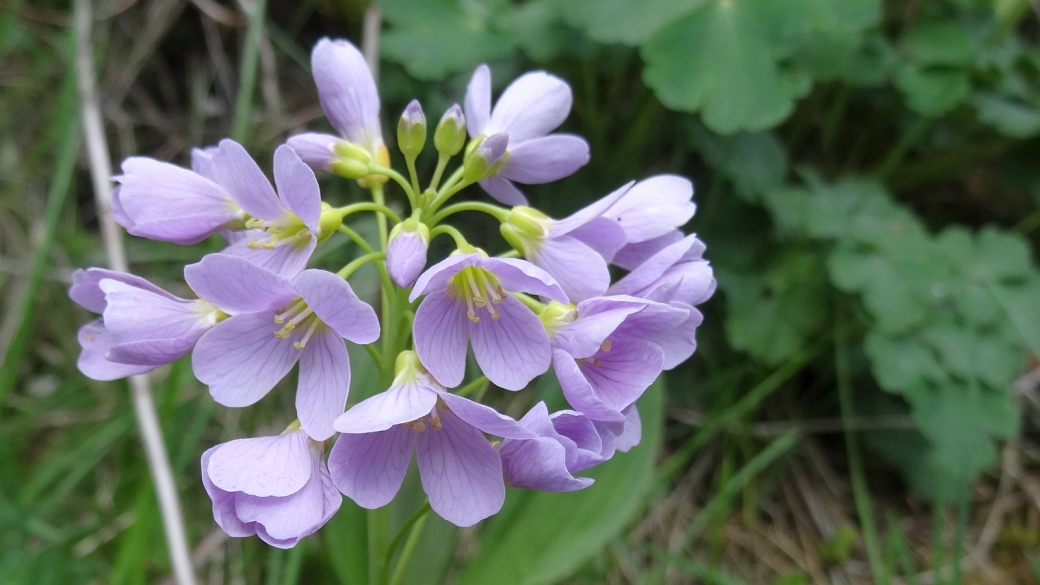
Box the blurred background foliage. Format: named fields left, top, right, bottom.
left=4, top=0, right=1040, bottom=583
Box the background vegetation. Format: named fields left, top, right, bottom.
left=3, top=0, right=1040, bottom=583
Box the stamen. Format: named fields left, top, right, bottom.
left=246, top=239, right=262, bottom=250
left=464, top=293, right=479, bottom=323
left=245, top=218, right=267, bottom=229
left=429, top=413, right=443, bottom=431
left=464, top=269, right=487, bottom=307
left=593, top=358, right=602, bottom=367
left=294, top=319, right=321, bottom=350
left=412, top=420, right=427, bottom=432
left=476, top=271, right=502, bottom=304
left=286, top=307, right=315, bottom=329
left=275, top=299, right=307, bottom=324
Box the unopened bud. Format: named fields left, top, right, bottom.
left=463, top=133, right=509, bottom=183
left=330, top=141, right=373, bottom=179
left=386, top=219, right=431, bottom=288
left=397, top=100, right=427, bottom=159
left=500, top=205, right=550, bottom=256
left=434, top=104, right=467, bottom=157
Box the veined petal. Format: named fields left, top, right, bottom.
left=76, top=320, right=155, bottom=381
left=469, top=294, right=550, bottom=391
left=70, top=267, right=178, bottom=314
left=286, top=133, right=340, bottom=172
left=464, top=64, right=492, bottom=138
left=552, top=296, right=647, bottom=358
left=191, top=146, right=219, bottom=181
left=207, top=431, right=312, bottom=497
left=502, top=437, right=593, bottom=492
left=480, top=257, right=567, bottom=302
left=115, top=157, right=238, bottom=244
left=328, top=427, right=415, bottom=509
left=416, top=407, right=504, bottom=527
left=500, top=135, right=589, bottom=184
left=413, top=290, right=470, bottom=388
left=605, top=175, right=696, bottom=243
left=549, top=411, right=606, bottom=472
left=551, top=182, right=633, bottom=236
left=184, top=253, right=298, bottom=314
left=312, top=38, right=382, bottom=150
left=221, top=233, right=316, bottom=279
left=210, top=139, right=284, bottom=221
left=529, top=236, right=610, bottom=303
left=488, top=71, right=572, bottom=143
left=235, top=472, right=324, bottom=541
left=100, top=279, right=213, bottom=362
left=273, top=145, right=321, bottom=231
left=201, top=447, right=256, bottom=538
left=615, top=405, right=642, bottom=452
left=297, top=328, right=352, bottom=441
left=565, top=217, right=627, bottom=263
left=335, top=382, right=438, bottom=434
left=107, top=335, right=206, bottom=367
left=552, top=349, right=627, bottom=423
left=438, top=392, right=538, bottom=439
left=608, top=235, right=702, bottom=296
left=192, top=312, right=302, bottom=407
left=577, top=338, right=663, bottom=413
left=478, top=176, right=527, bottom=206
left=612, top=230, right=684, bottom=270
left=295, top=269, right=380, bottom=344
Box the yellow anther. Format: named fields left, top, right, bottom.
left=246, top=239, right=262, bottom=250
left=593, top=358, right=602, bottom=367
left=412, top=420, right=427, bottom=432
left=429, top=413, right=443, bottom=431
left=245, top=218, right=266, bottom=229
left=467, top=310, right=480, bottom=323
left=600, top=340, right=612, bottom=352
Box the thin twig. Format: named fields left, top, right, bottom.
left=362, top=7, right=382, bottom=81
left=73, top=2, right=196, bottom=584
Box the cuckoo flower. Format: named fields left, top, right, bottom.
left=202, top=425, right=341, bottom=548
left=609, top=235, right=715, bottom=369
left=409, top=252, right=566, bottom=390
left=69, top=268, right=223, bottom=381
left=330, top=352, right=536, bottom=526
left=498, top=402, right=612, bottom=492
left=287, top=38, right=389, bottom=180
left=542, top=296, right=686, bottom=422
left=499, top=183, right=631, bottom=302
left=187, top=254, right=379, bottom=440
left=463, top=64, right=590, bottom=205
left=603, top=175, right=696, bottom=269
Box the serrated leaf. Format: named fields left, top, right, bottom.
left=777, top=0, right=882, bottom=79
left=561, top=0, right=705, bottom=45
left=975, top=226, right=1034, bottom=280
left=864, top=333, right=948, bottom=393
left=895, top=65, right=970, bottom=117
left=457, top=381, right=663, bottom=585
left=641, top=0, right=802, bottom=134
left=988, top=273, right=1040, bottom=359
left=380, top=0, right=515, bottom=79
left=975, top=93, right=1040, bottom=138
left=901, top=21, right=976, bottom=67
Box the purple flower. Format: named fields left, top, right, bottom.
left=287, top=38, right=389, bottom=175
left=187, top=254, right=380, bottom=440
left=113, top=141, right=322, bottom=277
left=329, top=352, right=536, bottom=526
left=386, top=220, right=430, bottom=288
left=607, top=235, right=715, bottom=369
left=544, top=296, right=686, bottom=422
left=463, top=64, right=590, bottom=205
left=409, top=252, right=566, bottom=390
left=603, top=175, right=697, bottom=266
left=499, top=184, right=630, bottom=302
left=498, top=402, right=611, bottom=492
left=202, top=426, right=341, bottom=548
left=69, top=268, right=222, bottom=381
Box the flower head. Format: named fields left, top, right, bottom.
left=409, top=252, right=566, bottom=390
left=202, top=425, right=341, bottom=548
left=187, top=254, right=380, bottom=440
left=463, top=64, right=590, bottom=205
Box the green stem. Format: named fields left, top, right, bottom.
left=427, top=167, right=467, bottom=213
left=370, top=165, right=416, bottom=205
left=334, top=202, right=401, bottom=224
left=456, top=376, right=490, bottom=397
left=337, top=251, right=385, bottom=279
left=428, top=153, right=450, bottom=192
left=367, top=506, right=391, bottom=585
left=381, top=501, right=431, bottom=582
left=337, top=225, right=376, bottom=254
left=371, top=183, right=389, bottom=249
left=873, top=116, right=933, bottom=180
left=431, top=201, right=509, bottom=225
left=429, top=224, right=469, bottom=249
left=388, top=512, right=429, bottom=585
left=513, top=292, right=546, bottom=314
left=836, top=312, right=887, bottom=585
left=405, top=156, right=421, bottom=207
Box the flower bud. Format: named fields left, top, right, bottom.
left=330, top=141, right=373, bottom=179
left=500, top=205, right=550, bottom=256
left=463, top=133, right=509, bottom=183
left=434, top=104, right=467, bottom=157
left=386, top=218, right=430, bottom=288
left=397, top=99, right=426, bottom=159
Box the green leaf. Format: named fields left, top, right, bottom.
left=845, top=33, right=896, bottom=87
left=380, top=0, right=515, bottom=79
left=900, top=21, right=976, bottom=67
left=988, top=273, right=1040, bottom=359
left=688, top=127, right=788, bottom=199
left=641, top=0, right=803, bottom=133
left=777, top=0, right=882, bottom=79
left=975, top=93, right=1040, bottom=138
left=499, top=0, right=571, bottom=62
left=895, top=65, right=970, bottom=117
left=561, top=0, right=705, bottom=45
left=864, top=333, right=948, bottom=393
left=456, top=381, right=663, bottom=585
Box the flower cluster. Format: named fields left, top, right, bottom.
left=70, top=38, right=714, bottom=544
